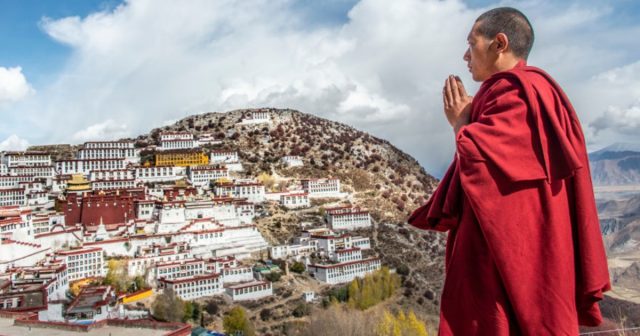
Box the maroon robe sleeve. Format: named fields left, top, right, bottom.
left=407, top=158, right=461, bottom=232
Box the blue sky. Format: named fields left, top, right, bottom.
left=0, top=0, right=360, bottom=85
left=1, top=0, right=639, bottom=177
left=0, top=0, right=122, bottom=85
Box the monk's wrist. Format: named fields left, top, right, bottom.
left=453, top=119, right=468, bottom=136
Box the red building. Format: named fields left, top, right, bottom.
left=60, top=189, right=145, bottom=227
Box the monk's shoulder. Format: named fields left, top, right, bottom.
left=479, top=75, right=525, bottom=102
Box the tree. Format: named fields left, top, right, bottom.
left=257, top=172, right=275, bottom=191
left=103, top=259, right=128, bottom=293
left=318, top=207, right=326, bottom=218
left=290, top=261, right=305, bottom=274
left=375, top=309, right=428, bottom=336
left=184, top=302, right=194, bottom=322
left=152, top=288, right=186, bottom=322
left=292, top=303, right=310, bottom=317
left=133, top=275, right=147, bottom=292
left=223, top=306, right=255, bottom=336
left=192, top=302, right=201, bottom=322
left=347, top=279, right=361, bottom=309
left=407, top=310, right=429, bottom=336
left=264, top=271, right=281, bottom=282
left=206, top=301, right=220, bottom=315
left=376, top=310, right=401, bottom=336
left=328, top=285, right=349, bottom=303
left=345, top=267, right=400, bottom=310
left=396, top=264, right=410, bottom=276
left=260, top=308, right=272, bottom=321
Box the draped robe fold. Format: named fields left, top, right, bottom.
left=409, top=63, right=611, bottom=335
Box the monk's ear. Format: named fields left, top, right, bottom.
left=494, top=33, right=509, bottom=54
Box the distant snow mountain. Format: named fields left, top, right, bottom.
left=589, top=143, right=640, bottom=186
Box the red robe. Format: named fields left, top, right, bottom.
left=409, top=62, right=611, bottom=335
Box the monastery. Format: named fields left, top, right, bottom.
left=0, top=111, right=384, bottom=334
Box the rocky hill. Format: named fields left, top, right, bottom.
left=135, top=108, right=439, bottom=224
left=590, top=143, right=640, bottom=186
left=597, top=193, right=640, bottom=321
left=134, top=108, right=447, bottom=327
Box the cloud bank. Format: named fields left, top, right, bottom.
left=4, top=0, right=639, bottom=176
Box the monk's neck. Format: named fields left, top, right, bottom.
left=494, top=57, right=525, bottom=73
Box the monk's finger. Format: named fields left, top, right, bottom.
left=444, top=78, right=454, bottom=105
left=442, top=87, right=449, bottom=108
left=455, top=76, right=467, bottom=97
left=448, top=76, right=460, bottom=101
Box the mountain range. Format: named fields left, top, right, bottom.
left=590, top=143, right=640, bottom=186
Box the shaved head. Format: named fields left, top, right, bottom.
left=475, top=7, right=534, bottom=59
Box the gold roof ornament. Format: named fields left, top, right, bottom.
left=66, top=174, right=91, bottom=192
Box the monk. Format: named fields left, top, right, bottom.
left=408, top=7, right=611, bottom=335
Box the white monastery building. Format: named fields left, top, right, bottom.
left=55, top=247, right=105, bottom=281
left=326, top=207, right=372, bottom=231
left=159, top=132, right=197, bottom=151
left=0, top=175, right=34, bottom=189
left=280, top=193, right=309, bottom=209
left=8, top=165, right=55, bottom=179
left=210, top=151, right=239, bottom=164
left=1, top=151, right=51, bottom=167
left=301, top=178, right=341, bottom=198
left=55, top=159, right=127, bottom=176
left=160, top=273, right=223, bottom=300
left=307, top=257, right=381, bottom=285
left=188, top=166, right=229, bottom=188
left=78, top=141, right=138, bottom=163
left=239, top=111, right=271, bottom=125
left=0, top=189, right=26, bottom=207
left=225, top=280, right=273, bottom=301
left=281, top=156, right=303, bottom=167
left=134, top=166, right=184, bottom=183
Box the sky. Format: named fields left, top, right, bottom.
left=1, top=0, right=639, bottom=177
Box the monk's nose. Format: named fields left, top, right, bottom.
left=463, top=49, right=470, bottom=61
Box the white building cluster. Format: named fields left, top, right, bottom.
left=157, top=255, right=271, bottom=301
left=0, top=110, right=387, bottom=327
left=269, top=228, right=378, bottom=284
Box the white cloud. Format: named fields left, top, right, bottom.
left=5, top=0, right=639, bottom=176
left=0, top=134, right=30, bottom=151
left=72, top=119, right=129, bottom=142
left=574, top=61, right=640, bottom=146
left=0, top=67, right=34, bottom=104
left=590, top=100, right=640, bottom=136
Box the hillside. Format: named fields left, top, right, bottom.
left=598, top=193, right=640, bottom=308
left=139, top=108, right=438, bottom=221
left=134, top=108, right=447, bottom=329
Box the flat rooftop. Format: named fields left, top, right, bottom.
left=0, top=317, right=176, bottom=336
